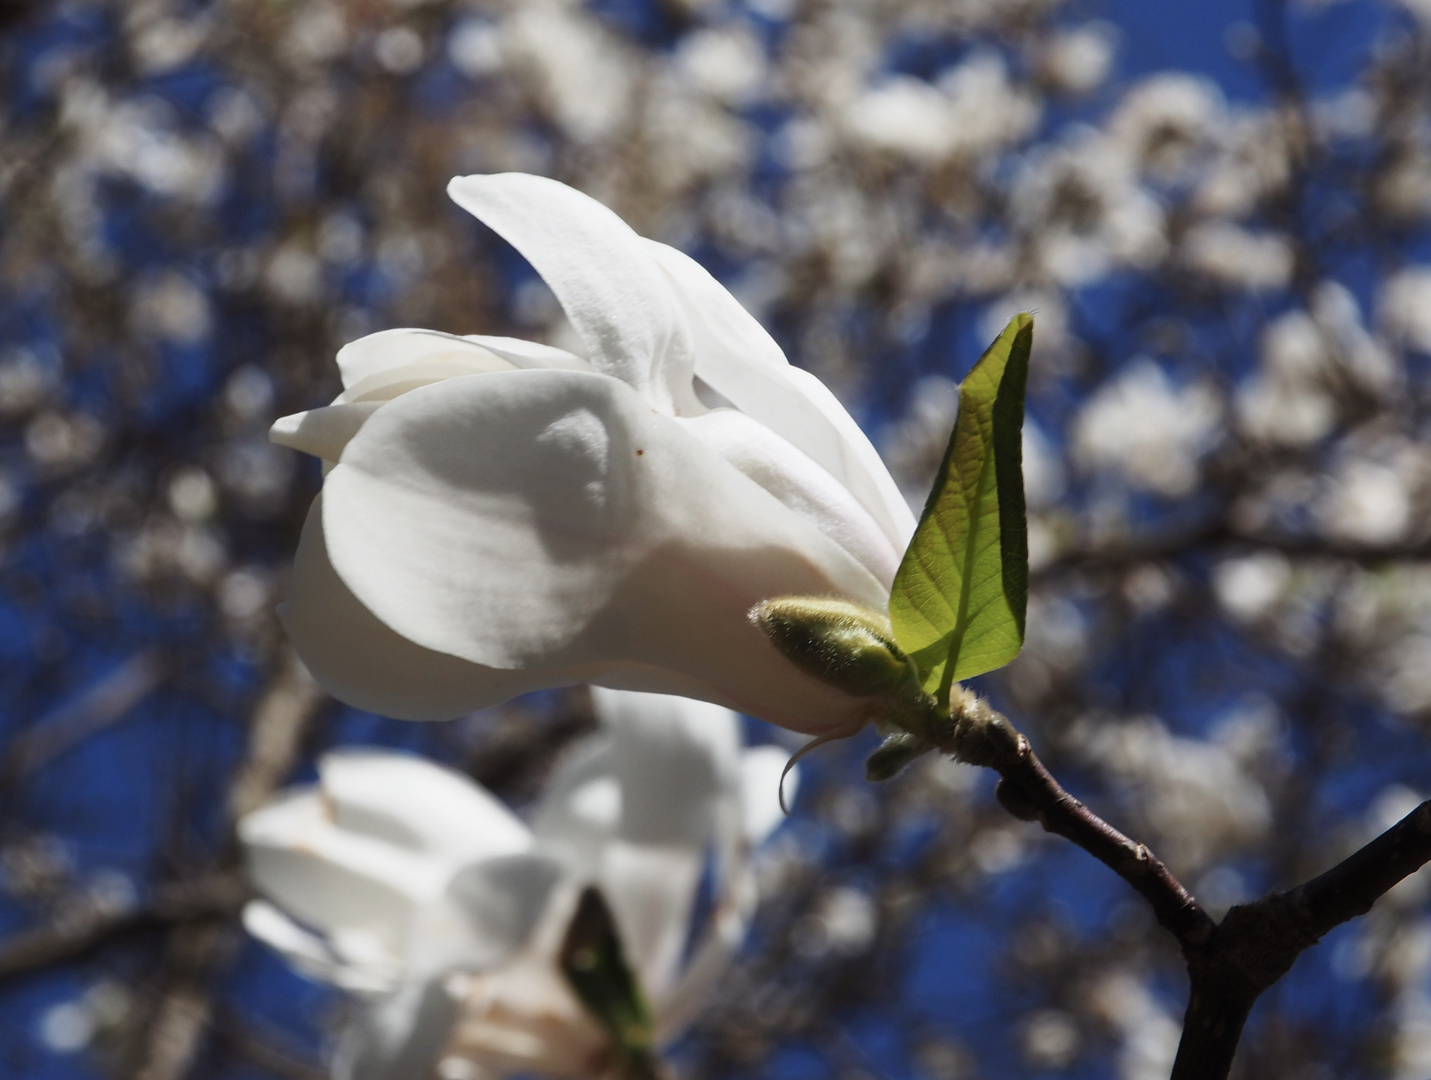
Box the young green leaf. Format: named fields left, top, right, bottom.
left=560, top=885, right=662, bottom=1079
left=889, top=313, right=1032, bottom=707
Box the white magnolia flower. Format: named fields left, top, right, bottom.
left=240, top=687, right=795, bottom=1080
left=272, top=173, right=914, bottom=735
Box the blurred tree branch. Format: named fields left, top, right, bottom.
left=0, top=873, right=243, bottom=984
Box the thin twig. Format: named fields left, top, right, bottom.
left=944, top=691, right=1431, bottom=1080
left=938, top=691, right=1215, bottom=951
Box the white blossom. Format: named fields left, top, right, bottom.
left=843, top=53, right=1040, bottom=163
left=1108, top=73, right=1223, bottom=180
left=1010, top=134, right=1167, bottom=286
left=501, top=4, right=633, bottom=144
left=1317, top=458, right=1413, bottom=545
left=271, top=174, right=914, bottom=735
left=1213, top=553, right=1293, bottom=623
left=1072, top=710, right=1276, bottom=872
left=1379, top=267, right=1431, bottom=354
left=1072, top=360, right=1220, bottom=496
left=1037, top=23, right=1116, bottom=96
left=1181, top=221, right=1293, bottom=292
left=241, top=688, right=795, bottom=1080
left=675, top=25, right=766, bottom=106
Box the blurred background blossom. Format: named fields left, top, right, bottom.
left=3, top=1, right=1431, bottom=1078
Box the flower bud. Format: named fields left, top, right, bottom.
left=865, top=732, right=930, bottom=782
left=750, top=596, right=921, bottom=699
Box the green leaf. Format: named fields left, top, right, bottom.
left=560, top=886, right=662, bottom=1078
left=889, top=313, right=1032, bottom=706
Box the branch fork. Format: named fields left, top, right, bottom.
left=938, top=688, right=1431, bottom=1079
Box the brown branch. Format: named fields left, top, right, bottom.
left=941, top=694, right=1431, bottom=1079
left=3, top=650, right=170, bottom=776
left=939, top=690, right=1215, bottom=951
left=0, top=873, right=246, bottom=983
left=1033, top=520, right=1431, bottom=582
left=1170, top=799, right=1431, bottom=1080
left=122, top=649, right=325, bottom=1080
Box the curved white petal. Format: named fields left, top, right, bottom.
left=463, top=334, right=590, bottom=371
left=320, top=367, right=887, bottom=734
left=318, top=750, right=532, bottom=864
left=590, top=688, right=741, bottom=847
left=337, top=975, right=464, bottom=1080
left=653, top=863, right=756, bottom=1041
left=338, top=360, right=516, bottom=407
left=243, top=899, right=347, bottom=980
left=740, top=746, right=795, bottom=846
left=280, top=496, right=557, bottom=722
left=600, top=842, right=704, bottom=1002
left=240, top=791, right=447, bottom=968
left=645, top=240, right=916, bottom=552
left=447, top=173, right=699, bottom=415
left=678, top=409, right=901, bottom=585
left=282, top=501, right=749, bottom=724
left=335, top=329, right=517, bottom=392
left=531, top=736, right=619, bottom=858
left=271, top=402, right=383, bottom=461
left=443, top=853, right=563, bottom=967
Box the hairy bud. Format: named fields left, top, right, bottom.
left=750, top=596, right=921, bottom=699
left=865, top=732, right=930, bottom=782
left=945, top=685, right=1025, bottom=767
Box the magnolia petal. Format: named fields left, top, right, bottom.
left=338, top=361, right=515, bottom=407
left=243, top=899, right=347, bottom=981
left=447, top=173, right=698, bottom=415
left=336, top=329, right=516, bottom=392
left=443, top=907, right=605, bottom=1076
left=240, top=791, right=446, bottom=960
left=645, top=240, right=916, bottom=553
left=653, top=865, right=757, bottom=1041
left=600, top=841, right=704, bottom=1002
left=463, top=334, right=590, bottom=371
left=678, top=409, right=901, bottom=585
left=281, top=496, right=557, bottom=722
left=318, top=750, right=532, bottom=865
left=785, top=364, right=918, bottom=542
left=272, top=402, right=383, bottom=461
left=321, top=367, right=887, bottom=734
left=740, top=746, right=795, bottom=846
left=531, top=737, right=619, bottom=858
left=337, top=976, right=464, bottom=1080
left=591, top=687, right=741, bottom=848
left=244, top=901, right=405, bottom=993
left=445, top=853, right=563, bottom=967
left=283, top=498, right=734, bottom=723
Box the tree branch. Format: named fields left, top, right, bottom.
left=942, top=692, right=1431, bottom=1080
left=0, top=874, right=245, bottom=983
left=1171, top=799, right=1431, bottom=1080
left=1032, top=519, right=1431, bottom=583
left=938, top=690, right=1215, bottom=951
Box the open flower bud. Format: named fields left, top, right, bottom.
left=750, top=596, right=922, bottom=700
